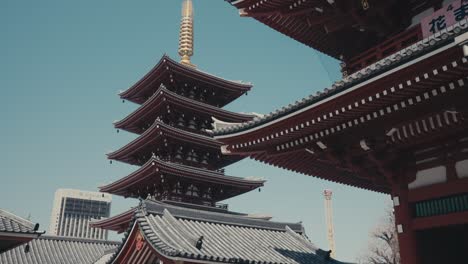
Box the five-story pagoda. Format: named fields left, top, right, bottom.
left=100, top=0, right=263, bottom=212
left=91, top=2, right=348, bottom=263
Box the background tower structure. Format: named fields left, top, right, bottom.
left=48, top=189, right=111, bottom=240
left=324, top=189, right=336, bottom=258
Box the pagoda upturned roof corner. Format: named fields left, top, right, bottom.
left=119, top=55, right=252, bottom=106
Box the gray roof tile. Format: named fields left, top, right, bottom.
left=144, top=199, right=304, bottom=233
left=139, top=210, right=343, bottom=264
left=0, top=209, right=39, bottom=234
left=0, top=236, right=119, bottom=264
left=108, top=200, right=351, bottom=264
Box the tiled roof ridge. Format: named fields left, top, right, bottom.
left=284, top=226, right=320, bottom=253
left=162, top=209, right=198, bottom=244
left=161, top=200, right=247, bottom=215
left=214, top=19, right=468, bottom=136
left=38, top=235, right=121, bottom=245
left=142, top=199, right=303, bottom=232
left=0, top=209, right=35, bottom=231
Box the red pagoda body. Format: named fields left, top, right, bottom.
left=216, top=1, right=468, bottom=263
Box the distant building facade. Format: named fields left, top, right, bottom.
left=49, top=189, right=111, bottom=240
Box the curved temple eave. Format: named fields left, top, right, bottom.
left=119, top=55, right=252, bottom=105
left=114, top=85, right=255, bottom=133
left=107, top=120, right=223, bottom=164
left=99, top=158, right=264, bottom=198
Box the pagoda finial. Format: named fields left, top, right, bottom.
left=179, top=0, right=195, bottom=67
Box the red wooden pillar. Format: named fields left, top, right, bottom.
left=393, top=179, right=421, bottom=264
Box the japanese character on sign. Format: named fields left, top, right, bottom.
left=422, top=0, right=467, bottom=38
left=454, top=1, right=468, bottom=21
left=429, top=15, right=447, bottom=33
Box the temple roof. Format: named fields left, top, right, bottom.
left=100, top=157, right=264, bottom=198
left=0, top=235, right=119, bottom=264
left=0, top=209, right=40, bottom=236
left=108, top=199, right=348, bottom=264
left=214, top=20, right=468, bottom=137
left=0, top=209, right=43, bottom=253
left=115, top=84, right=255, bottom=134
left=213, top=24, right=468, bottom=193
left=226, top=0, right=436, bottom=60
left=119, top=55, right=252, bottom=106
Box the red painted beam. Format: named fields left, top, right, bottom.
left=408, top=178, right=468, bottom=202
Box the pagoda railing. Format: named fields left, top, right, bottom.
left=346, top=25, right=423, bottom=74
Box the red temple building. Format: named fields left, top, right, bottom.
left=91, top=1, right=349, bottom=263
left=215, top=0, right=468, bottom=263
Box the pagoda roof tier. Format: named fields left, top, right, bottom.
left=226, top=0, right=436, bottom=60
left=214, top=27, right=468, bottom=193
left=0, top=209, right=44, bottom=253
left=115, top=84, right=255, bottom=134
left=107, top=199, right=349, bottom=264
left=119, top=55, right=252, bottom=106
left=90, top=208, right=136, bottom=234
left=108, top=120, right=242, bottom=168
left=100, top=157, right=265, bottom=199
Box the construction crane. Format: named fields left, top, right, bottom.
left=323, top=189, right=336, bottom=258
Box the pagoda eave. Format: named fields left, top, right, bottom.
left=114, top=84, right=255, bottom=134
left=100, top=157, right=264, bottom=199
left=108, top=120, right=232, bottom=166
left=119, top=55, right=252, bottom=106
left=90, top=208, right=135, bottom=233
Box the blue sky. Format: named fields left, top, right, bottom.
left=1, top=0, right=389, bottom=261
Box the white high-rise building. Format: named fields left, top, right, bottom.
left=48, top=189, right=112, bottom=240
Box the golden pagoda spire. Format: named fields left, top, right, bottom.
left=179, top=0, right=195, bottom=67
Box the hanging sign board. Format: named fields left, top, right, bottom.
left=421, top=0, right=468, bottom=38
